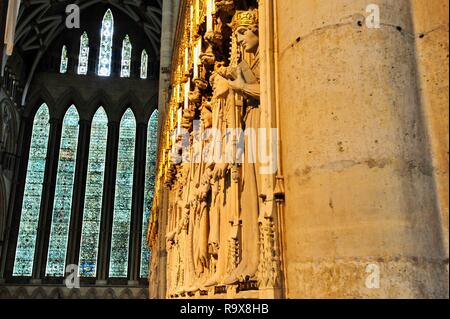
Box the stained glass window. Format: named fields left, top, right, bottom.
left=109, top=109, right=136, bottom=277
left=60, top=45, right=68, bottom=74
left=98, top=9, right=114, bottom=77
left=120, top=35, right=132, bottom=78
left=13, top=104, right=50, bottom=276
left=140, top=110, right=158, bottom=277
left=78, top=107, right=108, bottom=277
left=77, top=32, right=89, bottom=75
left=46, top=105, right=79, bottom=276
left=140, top=50, right=148, bottom=79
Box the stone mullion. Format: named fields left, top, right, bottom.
left=128, top=122, right=147, bottom=283
left=96, top=121, right=119, bottom=283
left=1, top=116, right=32, bottom=280
left=66, top=120, right=91, bottom=268
left=0, top=0, right=8, bottom=70
left=32, top=118, right=63, bottom=280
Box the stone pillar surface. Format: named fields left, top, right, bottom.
left=275, top=0, right=449, bottom=298
left=410, top=0, right=449, bottom=255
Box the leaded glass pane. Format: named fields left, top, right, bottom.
left=77, top=32, right=89, bottom=75
left=46, top=105, right=79, bottom=277
left=109, top=109, right=135, bottom=277
left=140, top=110, right=158, bottom=277
left=60, top=45, right=68, bottom=74
left=98, top=9, right=114, bottom=77
left=140, top=50, right=148, bottom=79
left=13, top=104, right=50, bottom=276
left=78, top=107, right=108, bottom=277
left=120, top=35, right=132, bottom=78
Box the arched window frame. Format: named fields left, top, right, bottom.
left=13, top=104, right=50, bottom=276
left=120, top=35, right=132, bottom=78
left=140, top=50, right=148, bottom=79
left=45, top=105, right=79, bottom=277
left=60, top=45, right=68, bottom=74
left=109, top=108, right=136, bottom=278
left=12, top=8, right=159, bottom=283
left=98, top=9, right=114, bottom=77
left=78, top=107, right=109, bottom=277
left=140, top=109, right=158, bottom=277
left=77, top=32, right=89, bottom=75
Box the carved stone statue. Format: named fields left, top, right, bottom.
left=220, top=9, right=261, bottom=285
left=162, top=4, right=268, bottom=296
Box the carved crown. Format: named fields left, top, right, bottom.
left=231, top=10, right=259, bottom=30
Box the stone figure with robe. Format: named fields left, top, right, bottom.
left=210, top=9, right=261, bottom=284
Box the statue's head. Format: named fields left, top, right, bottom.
left=200, top=101, right=213, bottom=128
left=236, top=24, right=259, bottom=53
left=232, top=10, right=259, bottom=53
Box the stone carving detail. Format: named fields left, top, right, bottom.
left=151, top=0, right=282, bottom=298
left=0, top=99, right=13, bottom=151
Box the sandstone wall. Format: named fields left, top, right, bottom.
left=276, top=0, right=449, bottom=298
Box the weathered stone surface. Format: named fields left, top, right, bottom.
left=150, top=0, right=449, bottom=299
left=277, top=0, right=448, bottom=298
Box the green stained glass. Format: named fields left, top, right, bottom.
left=140, top=50, right=148, bottom=79
left=13, top=104, right=50, bottom=276
left=46, top=105, right=79, bottom=277
left=98, top=9, right=114, bottom=77
left=120, top=35, right=132, bottom=78
left=78, top=107, right=108, bottom=277
left=60, top=45, right=68, bottom=74
left=77, top=32, right=89, bottom=75
left=140, top=110, right=158, bottom=277
left=109, top=109, right=136, bottom=277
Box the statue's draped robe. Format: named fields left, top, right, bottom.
left=236, top=49, right=261, bottom=280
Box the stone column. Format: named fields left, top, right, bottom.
left=410, top=0, right=449, bottom=255
left=151, top=0, right=180, bottom=298
left=128, top=122, right=147, bottom=284
left=66, top=120, right=91, bottom=267
left=158, top=0, right=180, bottom=119
left=157, top=189, right=169, bottom=299
left=275, top=0, right=448, bottom=298
left=0, top=0, right=8, bottom=70
left=32, top=118, right=62, bottom=281
left=96, top=121, right=119, bottom=283
left=1, top=115, right=32, bottom=280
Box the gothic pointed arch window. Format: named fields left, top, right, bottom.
left=120, top=35, right=132, bottom=78
left=98, top=9, right=114, bottom=77
left=10, top=3, right=161, bottom=288
left=77, top=32, right=89, bottom=75
left=46, top=105, right=79, bottom=276
left=60, top=45, right=68, bottom=74
left=78, top=107, right=108, bottom=277
left=109, top=109, right=136, bottom=277
left=140, top=109, right=158, bottom=277
left=140, top=50, right=148, bottom=79
left=13, top=104, right=50, bottom=276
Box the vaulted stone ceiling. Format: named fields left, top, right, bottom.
left=15, top=0, right=162, bottom=54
